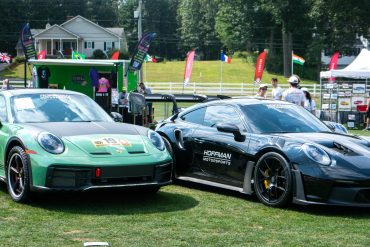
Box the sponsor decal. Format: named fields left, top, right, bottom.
left=203, top=150, right=232, bottom=166
left=120, top=139, right=132, bottom=147
left=92, top=138, right=131, bottom=147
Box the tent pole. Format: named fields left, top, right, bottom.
left=320, top=77, right=322, bottom=119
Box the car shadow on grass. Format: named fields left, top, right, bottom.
left=0, top=183, right=198, bottom=215
left=176, top=181, right=370, bottom=218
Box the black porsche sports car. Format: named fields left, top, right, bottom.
left=156, top=98, right=370, bottom=207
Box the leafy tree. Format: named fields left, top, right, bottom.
left=215, top=0, right=255, bottom=52
left=177, top=0, right=220, bottom=60
left=258, top=0, right=313, bottom=77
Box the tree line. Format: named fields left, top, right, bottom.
left=1, top=0, right=369, bottom=78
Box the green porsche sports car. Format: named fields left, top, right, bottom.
left=0, top=89, right=172, bottom=202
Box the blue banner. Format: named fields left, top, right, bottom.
left=20, top=23, right=37, bottom=60
left=128, top=32, right=156, bottom=72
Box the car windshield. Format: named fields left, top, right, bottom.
left=241, top=103, right=330, bottom=134
left=11, top=93, right=113, bottom=123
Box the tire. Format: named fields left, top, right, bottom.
left=253, top=152, right=292, bottom=207
left=6, top=146, right=32, bottom=203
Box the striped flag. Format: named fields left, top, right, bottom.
left=144, top=54, right=157, bottom=62
left=292, top=54, right=305, bottom=65
left=220, top=52, right=231, bottom=63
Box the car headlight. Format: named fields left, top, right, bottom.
left=37, top=132, right=65, bottom=154
left=148, top=130, right=165, bottom=151
left=302, top=143, right=331, bottom=165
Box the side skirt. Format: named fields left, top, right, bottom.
left=0, top=175, right=6, bottom=184
left=177, top=176, right=244, bottom=193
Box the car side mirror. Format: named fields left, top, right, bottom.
left=216, top=123, right=246, bottom=142
left=323, top=121, right=335, bottom=132
left=110, top=112, right=123, bottom=122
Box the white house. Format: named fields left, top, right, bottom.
left=321, top=35, right=369, bottom=69
left=23, top=15, right=127, bottom=58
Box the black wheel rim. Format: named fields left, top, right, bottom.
left=255, top=156, right=289, bottom=204
left=8, top=153, right=25, bottom=197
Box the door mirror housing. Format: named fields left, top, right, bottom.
left=110, top=112, right=123, bottom=122
left=216, top=123, right=245, bottom=142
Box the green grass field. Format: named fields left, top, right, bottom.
left=1, top=182, right=370, bottom=246
left=144, top=58, right=318, bottom=84
left=1, top=59, right=318, bottom=85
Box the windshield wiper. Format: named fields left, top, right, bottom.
left=261, top=131, right=292, bottom=134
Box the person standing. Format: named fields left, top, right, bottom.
left=365, top=97, right=370, bottom=130
left=138, top=82, right=152, bottom=123
left=271, top=78, right=283, bottom=100
left=301, top=87, right=316, bottom=115
left=139, top=82, right=152, bottom=95
left=282, top=75, right=305, bottom=107
left=1, top=79, right=14, bottom=90
left=255, top=84, right=268, bottom=98
left=119, top=86, right=129, bottom=123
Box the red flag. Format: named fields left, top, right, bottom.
left=328, top=51, right=339, bottom=83
left=184, top=50, right=195, bottom=86
left=37, top=50, right=46, bottom=59
left=254, top=51, right=267, bottom=83
left=111, top=51, right=120, bottom=60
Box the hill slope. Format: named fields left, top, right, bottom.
left=1, top=59, right=318, bottom=85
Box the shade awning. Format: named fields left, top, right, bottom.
left=320, top=49, right=370, bottom=79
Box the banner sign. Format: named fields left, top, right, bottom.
left=20, top=23, right=37, bottom=60
left=128, top=32, right=156, bottom=72
left=254, top=51, right=266, bottom=83
left=184, top=50, right=195, bottom=86
left=328, top=51, right=339, bottom=83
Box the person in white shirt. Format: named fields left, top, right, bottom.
left=282, top=75, right=305, bottom=107
left=255, top=84, right=268, bottom=98
left=271, top=78, right=283, bottom=100
left=301, top=87, right=316, bottom=115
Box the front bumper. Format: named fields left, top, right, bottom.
left=292, top=170, right=370, bottom=207
left=31, top=162, right=172, bottom=192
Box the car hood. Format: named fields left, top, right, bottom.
left=24, top=122, right=140, bottom=137
left=278, top=132, right=370, bottom=155
left=22, top=122, right=147, bottom=157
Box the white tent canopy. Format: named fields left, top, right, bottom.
left=320, top=49, right=370, bottom=79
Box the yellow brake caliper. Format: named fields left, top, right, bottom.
left=264, top=169, right=270, bottom=189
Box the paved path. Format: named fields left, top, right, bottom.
left=0, top=63, right=10, bottom=71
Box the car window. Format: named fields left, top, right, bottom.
left=204, top=105, right=244, bottom=129
left=0, top=96, right=7, bottom=122
left=241, top=103, right=330, bottom=133
left=11, top=93, right=113, bottom=123
left=180, top=107, right=206, bottom=125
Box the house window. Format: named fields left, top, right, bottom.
left=104, top=41, right=114, bottom=51
left=84, top=41, right=94, bottom=49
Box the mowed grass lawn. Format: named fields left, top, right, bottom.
left=144, top=58, right=317, bottom=85
left=1, top=58, right=318, bottom=85
left=1, top=181, right=370, bottom=247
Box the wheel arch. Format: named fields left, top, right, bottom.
left=254, top=146, right=291, bottom=164
left=5, top=137, right=27, bottom=169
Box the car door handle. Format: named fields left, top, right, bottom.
left=193, top=138, right=204, bottom=144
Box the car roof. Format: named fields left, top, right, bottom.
left=0, top=88, right=84, bottom=97
left=179, top=97, right=292, bottom=115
